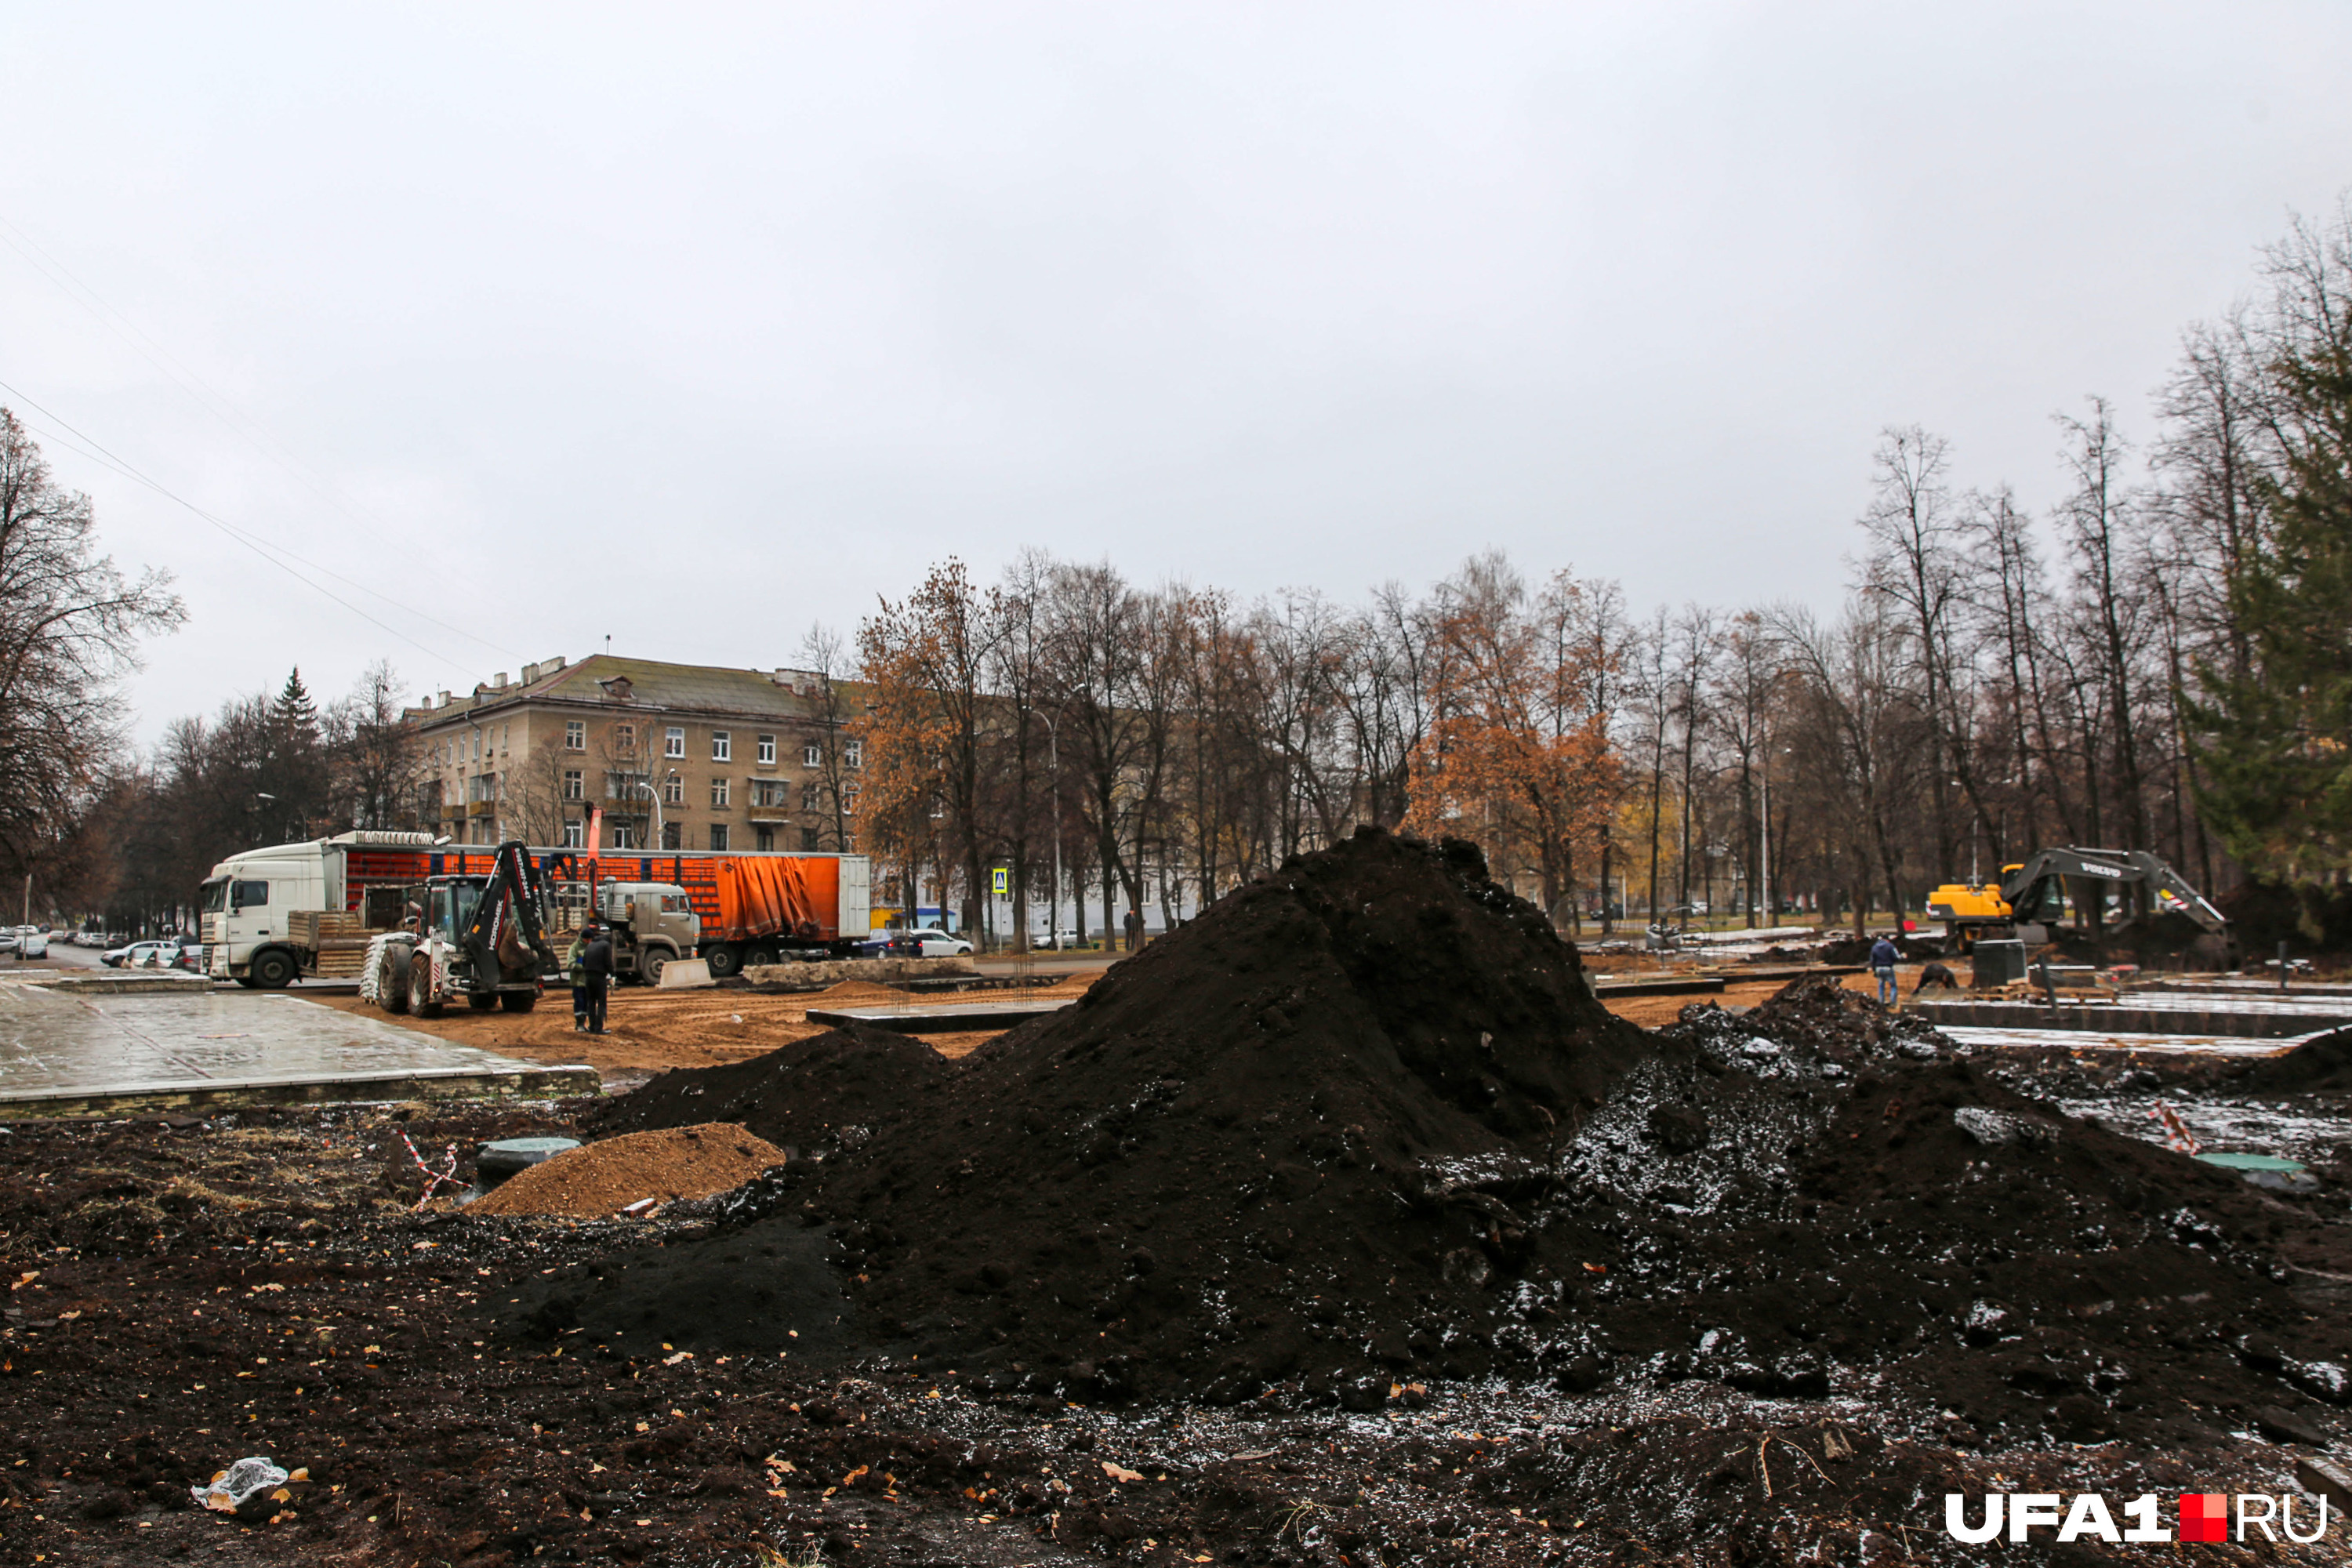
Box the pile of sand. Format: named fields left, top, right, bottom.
left=468, top=1123, right=787, bottom=1218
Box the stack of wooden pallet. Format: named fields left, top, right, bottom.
left=290, top=910, right=378, bottom=978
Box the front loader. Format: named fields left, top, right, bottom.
left=367, top=840, right=561, bottom=1018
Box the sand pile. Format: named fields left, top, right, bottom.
left=468, top=1123, right=788, bottom=1218
left=512, top=829, right=2350, bottom=1445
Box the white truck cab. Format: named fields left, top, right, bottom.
left=201, top=831, right=440, bottom=987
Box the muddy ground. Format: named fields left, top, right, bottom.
left=1, top=1087, right=2342, bottom=1567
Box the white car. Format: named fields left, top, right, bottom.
left=13, top=927, right=47, bottom=958
left=103, top=939, right=181, bottom=969
left=887, top=927, right=974, bottom=957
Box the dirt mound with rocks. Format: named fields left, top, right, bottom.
left=1679, top=973, right=1952, bottom=1063
left=2234, top=1027, right=2352, bottom=1093
left=467, top=1123, right=789, bottom=1218
left=512, top=830, right=2352, bottom=1446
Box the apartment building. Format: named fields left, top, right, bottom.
left=405, top=655, right=867, bottom=853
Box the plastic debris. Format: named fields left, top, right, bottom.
left=191, top=1455, right=290, bottom=1515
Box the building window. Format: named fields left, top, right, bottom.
left=612, top=822, right=637, bottom=850
left=757, top=734, right=775, bottom=766
left=665, top=726, right=686, bottom=759
left=800, top=826, right=818, bottom=851
left=709, top=824, right=730, bottom=851
left=801, top=782, right=819, bottom=811
left=712, top=731, right=731, bottom=762
left=844, top=784, right=860, bottom=815
left=562, top=769, right=583, bottom=801
left=565, top=720, right=585, bottom=750
left=661, top=821, right=682, bottom=851
left=614, top=724, right=636, bottom=754
left=664, top=773, right=684, bottom=805
left=752, top=779, right=788, bottom=808
left=844, top=739, right=862, bottom=768
left=561, top=819, right=585, bottom=849
left=804, top=742, right=822, bottom=767
left=710, top=777, right=731, bottom=808
left=755, top=826, right=775, bottom=852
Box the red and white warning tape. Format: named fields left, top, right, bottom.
left=2148, top=1102, right=2201, bottom=1156
left=397, top=1127, right=465, bottom=1210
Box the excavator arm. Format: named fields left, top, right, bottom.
left=459, top=840, right=561, bottom=984
left=1997, top=848, right=2227, bottom=934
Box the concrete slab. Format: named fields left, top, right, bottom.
left=1914, top=997, right=2352, bottom=1037
left=1594, top=975, right=1726, bottom=998
left=1938, top=1023, right=2299, bottom=1058
left=0, top=986, right=595, bottom=1117
left=805, top=999, right=1077, bottom=1034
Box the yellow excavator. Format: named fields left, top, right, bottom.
left=1926, top=848, right=2228, bottom=952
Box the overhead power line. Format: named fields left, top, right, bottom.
left=0, top=374, right=485, bottom=679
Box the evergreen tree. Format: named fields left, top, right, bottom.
left=273, top=667, right=320, bottom=746
left=2189, top=339, right=2352, bottom=887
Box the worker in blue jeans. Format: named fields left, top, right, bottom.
left=1870, top=935, right=1900, bottom=1005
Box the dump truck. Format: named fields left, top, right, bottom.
left=202, top=834, right=871, bottom=986
left=1926, top=848, right=2228, bottom=951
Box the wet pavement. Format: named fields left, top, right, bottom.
left=0, top=983, right=593, bottom=1113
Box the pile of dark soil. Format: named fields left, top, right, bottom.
left=2235, top=1026, right=2352, bottom=1093
left=548, top=829, right=1650, bottom=1399
left=1724, top=972, right=1949, bottom=1060
left=550, top=828, right=2351, bottom=1448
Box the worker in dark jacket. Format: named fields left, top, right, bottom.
left=582, top=927, right=614, bottom=1035
left=566, top=924, right=594, bottom=1031
left=1870, top=935, right=1900, bottom=1006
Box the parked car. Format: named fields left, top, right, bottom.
left=103, top=939, right=182, bottom=969
left=1033, top=926, right=1080, bottom=949
left=0, top=931, right=15, bottom=956
left=13, top=927, right=48, bottom=959
left=883, top=927, right=974, bottom=958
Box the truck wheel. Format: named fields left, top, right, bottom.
left=499, top=991, right=535, bottom=1013
left=746, top=945, right=779, bottom=969
left=249, top=949, right=296, bottom=989
left=705, top=945, right=741, bottom=978
left=409, top=956, right=445, bottom=1018
left=641, top=949, right=667, bottom=986
left=383, top=947, right=412, bottom=1013
left=467, top=993, right=499, bottom=1011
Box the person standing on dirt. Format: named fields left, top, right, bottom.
left=582, top=925, right=614, bottom=1035
left=566, top=924, right=593, bottom=1032
left=1123, top=906, right=1145, bottom=952
left=1870, top=935, right=1900, bottom=1006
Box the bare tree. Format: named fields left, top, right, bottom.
left=0, top=409, right=183, bottom=880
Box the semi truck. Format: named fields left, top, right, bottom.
left=199, top=833, right=871, bottom=986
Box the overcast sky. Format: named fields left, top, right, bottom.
left=3, top=3, right=2348, bottom=740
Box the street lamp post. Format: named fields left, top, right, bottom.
left=1039, top=710, right=1063, bottom=950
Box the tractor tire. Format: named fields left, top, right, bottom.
left=409, top=954, right=445, bottom=1018
left=467, top=993, right=499, bottom=1011
left=705, top=944, right=742, bottom=978
left=383, top=946, right=412, bottom=1013
left=499, top=991, right=535, bottom=1013
left=249, top=948, right=297, bottom=989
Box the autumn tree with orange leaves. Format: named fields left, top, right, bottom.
left=1404, top=554, right=1625, bottom=928
left=856, top=559, right=996, bottom=933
